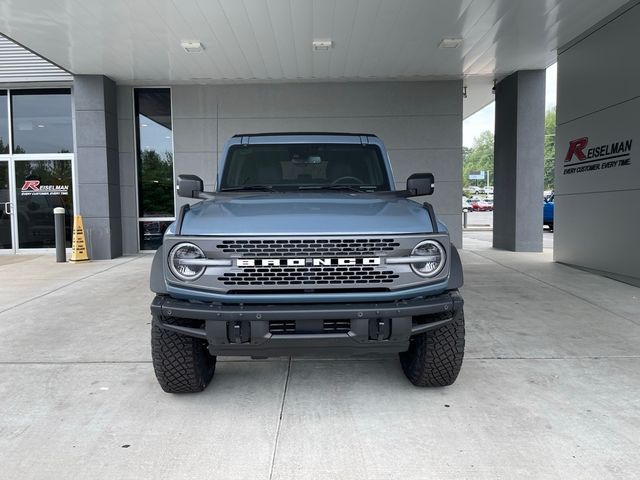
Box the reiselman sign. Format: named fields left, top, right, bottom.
left=563, top=137, right=633, bottom=175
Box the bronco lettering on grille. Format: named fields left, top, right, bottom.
left=236, top=258, right=381, bottom=267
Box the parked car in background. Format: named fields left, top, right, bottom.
left=471, top=199, right=493, bottom=212
left=544, top=195, right=554, bottom=231
left=462, top=198, right=474, bottom=213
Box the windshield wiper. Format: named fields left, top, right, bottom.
left=220, top=185, right=275, bottom=192
left=298, top=185, right=375, bottom=193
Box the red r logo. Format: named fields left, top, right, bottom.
left=565, top=137, right=588, bottom=162
left=22, top=180, right=40, bottom=191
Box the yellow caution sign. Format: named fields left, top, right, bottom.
left=70, top=215, right=90, bottom=262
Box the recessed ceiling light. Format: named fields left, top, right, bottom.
left=141, top=123, right=148, bottom=127
left=181, top=41, right=203, bottom=53
left=37, top=124, right=45, bottom=128
left=438, top=37, right=463, bottom=49
left=312, top=39, right=333, bottom=51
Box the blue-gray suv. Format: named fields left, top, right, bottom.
left=150, top=133, right=465, bottom=392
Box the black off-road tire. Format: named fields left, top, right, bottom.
left=151, top=316, right=216, bottom=393
left=399, top=307, right=465, bottom=387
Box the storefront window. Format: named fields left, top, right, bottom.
left=11, top=89, right=73, bottom=154
left=0, top=91, right=8, bottom=154
left=14, top=160, right=73, bottom=248
left=135, top=88, right=174, bottom=250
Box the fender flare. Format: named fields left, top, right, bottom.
left=150, top=248, right=168, bottom=294
left=447, top=245, right=464, bottom=289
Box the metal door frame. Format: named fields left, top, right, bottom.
left=0, top=158, right=17, bottom=253
left=0, top=87, right=75, bottom=254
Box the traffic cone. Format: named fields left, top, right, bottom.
left=70, top=215, right=90, bottom=262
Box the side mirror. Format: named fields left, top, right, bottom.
left=406, top=173, right=434, bottom=196
left=177, top=174, right=204, bottom=198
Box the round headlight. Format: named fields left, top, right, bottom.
left=169, top=243, right=206, bottom=281
left=410, top=240, right=446, bottom=277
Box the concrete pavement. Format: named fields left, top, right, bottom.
left=0, top=245, right=639, bottom=479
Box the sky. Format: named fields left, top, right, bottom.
left=463, top=63, right=557, bottom=148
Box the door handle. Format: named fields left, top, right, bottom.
left=3, top=202, right=12, bottom=215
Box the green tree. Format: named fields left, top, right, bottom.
left=463, top=130, right=494, bottom=188
left=544, top=108, right=556, bottom=190
left=139, top=149, right=174, bottom=217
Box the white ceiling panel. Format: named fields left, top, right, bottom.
left=0, top=0, right=630, bottom=114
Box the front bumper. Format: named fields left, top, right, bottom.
left=151, top=291, right=463, bottom=357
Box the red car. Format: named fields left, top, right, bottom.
left=471, top=200, right=493, bottom=211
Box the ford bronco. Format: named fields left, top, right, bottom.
left=150, top=133, right=464, bottom=393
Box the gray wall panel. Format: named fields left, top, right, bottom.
left=75, top=147, right=108, bottom=184
left=120, top=80, right=463, bottom=250
left=387, top=148, right=462, bottom=183
left=173, top=118, right=218, bottom=153
left=116, top=87, right=133, bottom=120
left=116, top=86, right=138, bottom=255
left=555, top=4, right=640, bottom=284
left=173, top=151, right=218, bottom=187
left=493, top=70, right=545, bottom=252
left=75, top=110, right=108, bottom=148
left=172, top=85, right=218, bottom=119
left=555, top=190, right=640, bottom=279
left=74, top=75, right=121, bottom=259
left=118, top=152, right=135, bottom=187
left=557, top=3, right=640, bottom=125
left=216, top=81, right=461, bottom=118
left=216, top=115, right=461, bottom=151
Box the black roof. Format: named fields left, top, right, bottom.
left=232, top=132, right=377, bottom=138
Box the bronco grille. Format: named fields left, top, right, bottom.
left=218, top=265, right=399, bottom=286
left=215, top=238, right=400, bottom=258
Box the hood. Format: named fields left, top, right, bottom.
left=179, top=192, right=436, bottom=236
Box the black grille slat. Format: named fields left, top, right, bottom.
left=268, top=321, right=296, bottom=334
left=269, top=320, right=351, bottom=334
left=216, top=238, right=400, bottom=258
left=215, top=237, right=403, bottom=288
left=323, top=320, right=351, bottom=333
left=219, top=264, right=399, bottom=286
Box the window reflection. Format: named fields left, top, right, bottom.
left=14, top=159, right=73, bottom=248
left=11, top=89, right=73, bottom=154
left=0, top=91, right=8, bottom=154
left=135, top=89, right=174, bottom=219
left=139, top=220, right=173, bottom=250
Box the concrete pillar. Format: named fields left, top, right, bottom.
left=493, top=70, right=545, bottom=252
left=73, top=75, right=122, bottom=259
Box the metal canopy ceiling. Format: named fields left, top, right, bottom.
left=0, top=0, right=629, bottom=117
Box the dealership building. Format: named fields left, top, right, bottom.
left=0, top=0, right=638, bottom=286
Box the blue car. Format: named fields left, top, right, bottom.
left=543, top=195, right=554, bottom=231
left=149, top=132, right=465, bottom=392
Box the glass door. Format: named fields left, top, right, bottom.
left=14, top=159, right=73, bottom=249
left=0, top=161, right=14, bottom=251
left=0, top=88, right=74, bottom=253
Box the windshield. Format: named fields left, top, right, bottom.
left=219, top=143, right=391, bottom=191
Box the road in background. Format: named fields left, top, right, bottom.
left=462, top=211, right=554, bottom=249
